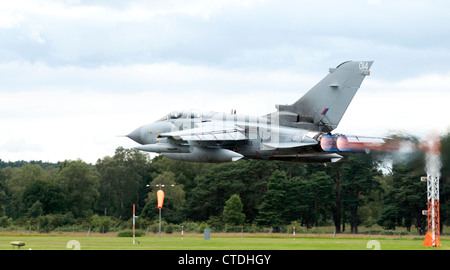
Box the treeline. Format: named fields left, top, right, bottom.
left=0, top=133, right=449, bottom=234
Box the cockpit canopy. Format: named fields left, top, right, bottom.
left=158, top=109, right=214, bottom=121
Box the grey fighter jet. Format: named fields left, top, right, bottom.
left=126, top=60, right=390, bottom=163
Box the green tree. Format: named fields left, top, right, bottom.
left=256, top=170, right=287, bottom=231
left=187, top=160, right=275, bottom=222
left=307, top=171, right=334, bottom=227
left=96, top=147, right=153, bottom=220
left=91, top=214, right=112, bottom=233
left=357, top=175, right=384, bottom=228
left=284, top=176, right=307, bottom=225
left=22, top=180, right=67, bottom=215
left=223, top=194, right=246, bottom=226
left=151, top=155, right=212, bottom=192
left=55, top=160, right=99, bottom=218
left=28, top=200, right=44, bottom=218
left=285, top=171, right=334, bottom=229
left=341, top=154, right=380, bottom=234
left=439, top=132, right=450, bottom=232
left=325, top=162, right=344, bottom=233
left=378, top=158, right=427, bottom=233
left=3, top=164, right=49, bottom=218
left=0, top=169, right=9, bottom=217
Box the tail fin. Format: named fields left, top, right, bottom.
left=276, top=61, right=373, bottom=131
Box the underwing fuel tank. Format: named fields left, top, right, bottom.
left=134, top=143, right=193, bottom=153
left=320, top=134, right=385, bottom=153
left=162, top=147, right=244, bottom=163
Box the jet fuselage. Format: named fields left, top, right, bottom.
left=126, top=61, right=388, bottom=163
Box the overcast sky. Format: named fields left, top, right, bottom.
left=1, top=0, right=450, bottom=164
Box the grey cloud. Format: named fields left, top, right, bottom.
left=1, top=1, right=450, bottom=78
left=0, top=138, right=43, bottom=153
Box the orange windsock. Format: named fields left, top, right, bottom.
left=157, top=190, right=165, bottom=209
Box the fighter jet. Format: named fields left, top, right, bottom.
left=126, top=60, right=390, bottom=163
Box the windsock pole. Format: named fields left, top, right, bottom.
left=133, top=204, right=135, bottom=245
left=157, top=188, right=165, bottom=239
left=159, top=208, right=162, bottom=239
left=155, top=184, right=171, bottom=239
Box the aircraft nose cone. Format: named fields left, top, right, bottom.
left=127, top=126, right=144, bottom=144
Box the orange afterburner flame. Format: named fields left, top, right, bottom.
left=336, top=136, right=402, bottom=152
left=420, top=134, right=441, bottom=155
left=320, top=134, right=402, bottom=153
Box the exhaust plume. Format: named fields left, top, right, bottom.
left=421, top=133, right=441, bottom=178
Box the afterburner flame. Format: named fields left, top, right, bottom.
left=420, top=133, right=441, bottom=155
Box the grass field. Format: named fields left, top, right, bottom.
left=0, top=232, right=448, bottom=250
